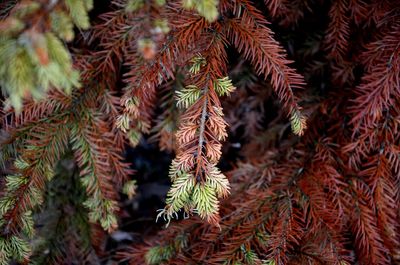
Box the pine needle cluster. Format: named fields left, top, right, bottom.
left=0, top=0, right=399, bottom=264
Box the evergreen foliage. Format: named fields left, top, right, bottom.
left=0, top=0, right=399, bottom=264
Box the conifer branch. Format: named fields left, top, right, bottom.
left=224, top=3, right=307, bottom=135
left=325, top=0, right=350, bottom=61
left=70, top=111, right=120, bottom=232
left=1, top=1, right=400, bottom=263
left=159, top=36, right=232, bottom=226
left=0, top=0, right=92, bottom=112
left=349, top=179, right=390, bottom=264
left=0, top=122, right=69, bottom=264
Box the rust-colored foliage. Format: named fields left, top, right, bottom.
left=1, top=0, right=400, bottom=264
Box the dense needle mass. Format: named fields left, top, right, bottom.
left=0, top=0, right=399, bottom=264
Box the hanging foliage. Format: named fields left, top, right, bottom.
left=0, top=0, right=400, bottom=264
